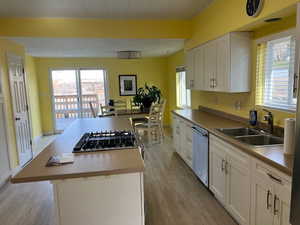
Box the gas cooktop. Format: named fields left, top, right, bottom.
left=73, top=130, right=137, bottom=153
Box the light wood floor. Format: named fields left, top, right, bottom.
left=0, top=134, right=237, bottom=225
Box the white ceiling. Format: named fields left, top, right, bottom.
left=0, top=0, right=213, bottom=19
left=7, top=37, right=185, bottom=58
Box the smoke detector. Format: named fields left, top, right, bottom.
left=117, top=51, right=142, bottom=59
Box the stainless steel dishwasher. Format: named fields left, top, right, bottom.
left=192, top=126, right=209, bottom=187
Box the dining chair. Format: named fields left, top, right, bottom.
left=130, top=99, right=140, bottom=113
left=100, top=104, right=119, bottom=116
left=134, top=100, right=166, bottom=144
left=89, top=102, right=98, bottom=118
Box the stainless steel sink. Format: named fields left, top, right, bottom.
left=235, top=135, right=283, bottom=146
left=217, top=127, right=283, bottom=147
left=217, top=127, right=260, bottom=137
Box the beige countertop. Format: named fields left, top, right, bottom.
left=172, top=109, right=293, bottom=176
left=11, top=118, right=144, bottom=183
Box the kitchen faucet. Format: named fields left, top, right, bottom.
left=263, top=109, right=274, bottom=134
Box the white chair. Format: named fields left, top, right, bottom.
left=100, top=104, right=118, bottom=116
left=89, top=102, right=98, bottom=118
left=130, top=99, right=140, bottom=113
left=134, top=100, right=166, bottom=144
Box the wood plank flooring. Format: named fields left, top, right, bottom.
left=0, top=134, right=237, bottom=225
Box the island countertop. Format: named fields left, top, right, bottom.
left=11, top=117, right=144, bottom=183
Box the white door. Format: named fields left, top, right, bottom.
left=204, top=41, right=217, bottom=91
left=251, top=174, right=274, bottom=225
left=273, top=180, right=292, bottom=225
left=226, top=152, right=251, bottom=225
left=0, top=86, right=10, bottom=184
left=216, top=35, right=230, bottom=92
left=186, top=50, right=195, bottom=89
left=194, top=46, right=205, bottom=90
left=7, top=54, right=32, bottom=166
left=209, top=141, right=226, bottom=205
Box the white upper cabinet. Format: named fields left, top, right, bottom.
left=186, top=49, right=195, bottom=89
left=185, top=32, right=251, bottom=93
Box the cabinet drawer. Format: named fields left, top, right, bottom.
left=210, top=135, right=250, bottom=167
left=252, top=159, right=292, bottom=186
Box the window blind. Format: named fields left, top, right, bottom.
left=256, top=36, right=296, bottom=111
left=176, top=69, right=191, bottom=108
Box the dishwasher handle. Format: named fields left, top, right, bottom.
left=192, top=126, right=208, bottom=137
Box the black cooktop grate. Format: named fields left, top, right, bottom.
left=73, top=130, right=136, bottom=153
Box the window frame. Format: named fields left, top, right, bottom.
left=176, top=68, right=191, bottom=109
left=255, top=29, right=297, bottom=112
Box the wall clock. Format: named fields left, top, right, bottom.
left=246, top=0, right=264, bottom=17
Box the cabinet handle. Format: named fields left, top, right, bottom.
left=293, top=72, right=298, bottom=98
left=267, top=190, right=272, bottom=210
left=225, top=161, right=229, bottom=174
left=267, top=173, right=282, bottom=184
left=221, top=159, right=225, bottom=172
left=210, top=78, right=213, bottom=88
left=214, top=78, right=217, bottom=88
left=274, top=195, right=279, bottom=215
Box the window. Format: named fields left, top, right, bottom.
left=51, top=69, right=108, bottom=131
left=256, top=34, right=296, bottom=111
left=176, top=68, right=191, bottom=108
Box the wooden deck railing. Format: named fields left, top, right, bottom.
left=54, top=94, right=99, bottom=119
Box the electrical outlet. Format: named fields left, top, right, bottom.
left=235, top=100, right=241, bottom=110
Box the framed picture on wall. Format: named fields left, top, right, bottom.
left=119, top=75, right=137, bottom=96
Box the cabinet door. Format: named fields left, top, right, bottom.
left=216, top=35, right=230, bottom=92
left=251, top=174, right=274, bottom=225
left=226, top=149, right=251, bottom=225
left=184, top=122, right=193, bottom=167
left=209, top=136, right=226, bottom=205
left=204, top=42, right=217, bottom=91
left=172, top=116, right=180, bottom=153
left=194, top=46, right=205, bottom=90
left=273, top=179, right=292, bottom=225
left=178, top=119, right=186, bottom=158
left=186, top=50, right=195, bottom=89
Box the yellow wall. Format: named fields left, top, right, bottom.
left=0, top=39, right=25, bottom=168
left=25, top=55, right=42, bottom=141
left=35, top=57, right=169, bottom=133
left=186, top=0, right=298, bottom=49
left=0, top=18, right=191, bottom=39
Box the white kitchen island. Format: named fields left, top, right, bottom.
left=11, top=118, right=145, bottom=225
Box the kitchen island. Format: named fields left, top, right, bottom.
left=11, top=117, right=145, bottom=225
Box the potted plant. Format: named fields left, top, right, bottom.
left=133, top=83, right=162, bottom=112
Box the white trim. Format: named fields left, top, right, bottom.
left=0, top=71, right=12, bottom=187
left=255, top=28, right=296, bottom=44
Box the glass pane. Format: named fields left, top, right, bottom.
left=80, top=69, right=106, bottom=118
left=51, top=70, right=78, bottom=131
left=264, top=37, right=291, bottom=107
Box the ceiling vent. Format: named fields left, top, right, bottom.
left=117, top=51, right=141, bottom=59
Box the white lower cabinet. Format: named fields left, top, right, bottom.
left=210, top=135, right=251, bottom=225
left=172, top=115, right=193, bottom=168
left=251, top=159, right=292, bottom=225
left=210, top=135, right=292, bottom=225
left=209, top=141, right=227, bottom=205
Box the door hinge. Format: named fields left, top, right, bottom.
left=30, top=140, right=32, bottom=145
left=22, top=68, right=25, bottom=74
left=26, top=105, right=29, bottom=111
